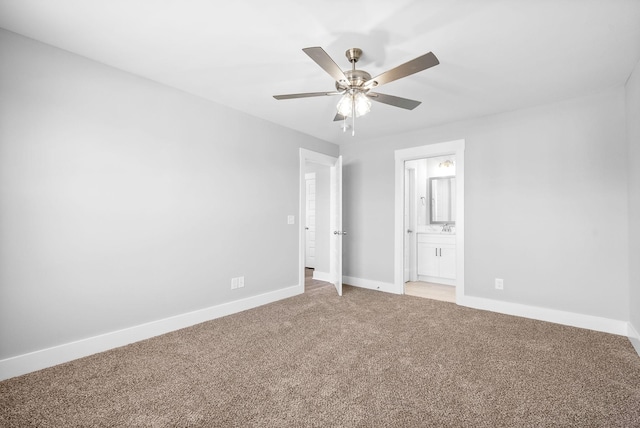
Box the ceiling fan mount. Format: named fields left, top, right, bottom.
left=345, top=47, right=363, bottom=64
left=273, top=46, right=439, bottom=135
left=337, top=48, right=373, bottom=90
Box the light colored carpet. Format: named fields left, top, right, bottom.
left=1, top=280, right=639, bottom=427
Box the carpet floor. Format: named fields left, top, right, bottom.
left=1, top=281, right=639, bottom=427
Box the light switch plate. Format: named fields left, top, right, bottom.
left=287, top=215, right=295, bottom=225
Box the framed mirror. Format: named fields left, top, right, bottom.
left=430, top=176, right=456, bottom=224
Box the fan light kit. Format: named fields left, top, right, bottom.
left=274, top=47, right=439, bottom=136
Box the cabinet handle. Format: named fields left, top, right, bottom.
left=435, top=248, right=438, bottom=256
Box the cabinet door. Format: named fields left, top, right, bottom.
left=417, top=242, right=439, bottom=277
left=438, top=245, right=457, bottom=279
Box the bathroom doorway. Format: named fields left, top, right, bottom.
left=403, top=156, right=457, bottom=302
left=394, top=140, right=465, bottom=302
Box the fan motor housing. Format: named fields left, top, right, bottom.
left=336, top=70, right=372, bottom=91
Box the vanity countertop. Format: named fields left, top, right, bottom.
left=421, top=231, right=456, bottom=235
left=417, top=226, right=455, bottom=235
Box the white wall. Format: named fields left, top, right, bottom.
left=627, top=58, right=640, bottom=350
left=342, top=88, right=629, bottom=322
left=0, top=29, right=338, bottom=361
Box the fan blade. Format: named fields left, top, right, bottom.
left=367, top=92, right=422, bottom=110
left=302, top=47, right=349, bottom=86
left=273, top=91, right=342, bottom=100
left=365, top=52, right=439, bottom=88
left=333, top=113, right=347, bottom=122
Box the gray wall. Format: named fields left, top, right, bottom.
left=627, top=58, right=640, bottom=335
left=0, top=29, right=338, bottom=359
left=342, top=88, right=629, bottom=321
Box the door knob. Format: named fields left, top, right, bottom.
left=407, top=229, right=413, bottom=233
left=342, top=231, right=347, bottom=236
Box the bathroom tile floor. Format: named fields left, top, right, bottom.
left=404, top=281, right=456, bottom=303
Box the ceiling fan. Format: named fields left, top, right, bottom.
left=273, top=47, right=439, bottom=136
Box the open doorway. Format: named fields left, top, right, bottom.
left=299, top=149, right=343, bottom=296
left=304, top=164, right=330, bottom=287
left=404, top=156, right=457, bottom=303
left=394, top=140, right=465, bottom=302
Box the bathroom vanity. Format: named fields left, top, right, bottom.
left=417, top=232, right=456, bottom=285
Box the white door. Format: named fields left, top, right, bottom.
left=417, top=241, right=440, bottom=277
left=439, top=245, right=457, bottom=279
left=329, top=156, right=343, bottom=296
left=305, top=173, right=316, bottom=268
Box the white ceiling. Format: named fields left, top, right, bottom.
left=1, top=0, right=639, bottom=145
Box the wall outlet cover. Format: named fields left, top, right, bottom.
left=495, top=278, right=504, bottom=290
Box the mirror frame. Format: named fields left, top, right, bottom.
left=429, top=175, right=456, bottom=224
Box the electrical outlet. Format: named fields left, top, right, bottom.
left=231, top=277, right=239, bottom=290
left=495, top=278, right=504, bottom=290
left=238, top=276, right=245, bottom=288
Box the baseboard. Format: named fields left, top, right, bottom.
left=343, top=276, right=400, bottom=294
left=629, top=322, right=640, bottom=357
left=336, top=277, right=629, bottom=338
left=457, top=295, right=628, bottom=336
left=312, top=270, right=332, bottom=282
left=0, top=285, right=302, bottom=381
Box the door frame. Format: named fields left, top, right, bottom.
left=404, top=167, right=418, bottom=282
left=394, top=140, right=465, bottom=301
left=299, top=149, right=340, bottom=293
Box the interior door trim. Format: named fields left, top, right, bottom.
left=299, top=149, right=340, bottom=295
left=393, top=140, right=465, bottom=301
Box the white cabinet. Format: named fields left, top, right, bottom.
left=417, top=234, right=456, bottom=282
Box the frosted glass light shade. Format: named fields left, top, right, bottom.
left=336, top=91, right=371, bottom=118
